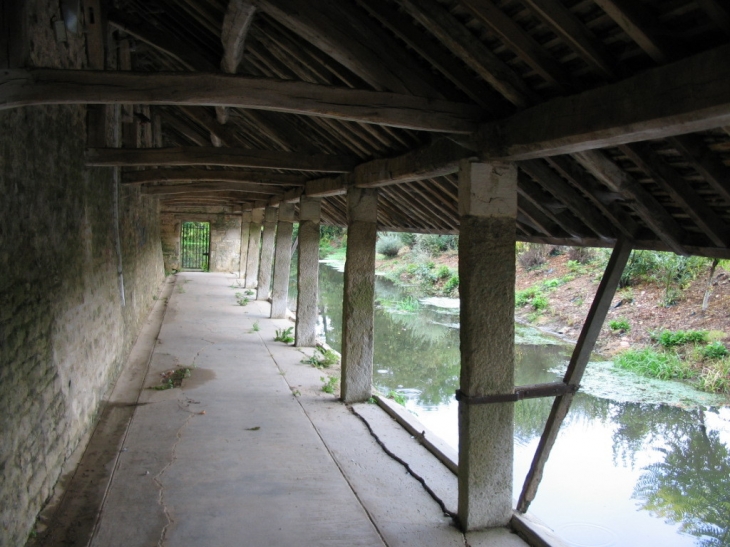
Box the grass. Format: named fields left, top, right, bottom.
left=235, top=292, right=249, bottom=306
left=614, top=348, right=693, bottom=381
left=301, top=346, right=340, bottom=368
left=387, top=390, right=407, bottom=406
left=515, top=287, right=549, bottom=312
left=609, top=318, right=631, bottom=333
left=652, top=329, right=709, bottom=348
left=321, top=376, right=338, bottom=394
left=274, top=326, right=294, bottom=344
left=250, top=321, right=260, bottom=333
left=150, top=367, right=193, bottom=390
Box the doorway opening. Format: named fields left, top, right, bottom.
left=181, top=221, right=210, bottom=271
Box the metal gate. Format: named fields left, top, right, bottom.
left=181, top=221, right=210, bottom=270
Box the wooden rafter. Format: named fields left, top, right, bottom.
left=669, top=135, right=730, bottom=204
left=122, top=168, right=305, bottom=186
left=141, top=182, right=284, bottom=196
left=518, top=173, right=591, bottom=238
left=220, top=0, right=256, bottom=74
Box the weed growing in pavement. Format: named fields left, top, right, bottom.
left=321, top=376, right=338, bottom=394
left=274, top=326, right=294, bottom=344
left=387, top=390, right=407, bottom=406
left=301, top=346, right=340, bottom=368
left=150, top=367, right=192, bottom=390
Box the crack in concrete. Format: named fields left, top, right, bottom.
left=152, top=410, right=195, bottom=547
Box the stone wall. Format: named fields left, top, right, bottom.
left=0, top=2, right=165, bottom=545
left=160, top=209, right=243, bottom=274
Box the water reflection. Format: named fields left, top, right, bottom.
left=314, top=263, right=730, bottom=547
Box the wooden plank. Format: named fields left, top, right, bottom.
left=518, top=173, right=591, bottom=238
left=86, top=147, right=358, bottom=173
left=221, top=0, right=256, bottom=73
left=397, top=0, right=538, bottom=108
left=122, top=168, right=305, bottom=186
left=670, top=134, right=730, bottom=204
left=517, top=237, right=633, bottom=513
left=697, top=0, right=730, bottom=37
left=574, top=150, right=687, bottom=254
left=620, top=143, right=730, bottom=247
left=159, top=111, right=210, bottom=147
left=1, top=69, right=482, bottom=133
left=520, top=0, right=616, bottom=80
left=140, top=182, right=285, bottom=195
left=593, top=0, right=674, bottom=64
left=478, top=43, right=730, bottom=160
left=257, top=0, right=443, bottom=98
left=458, top=0, right=571, bottom=89
left=178, top=105, right=246, bottom=147
left=305, top=176, right=348, bottom=198
left=355, top=0, right=506, bottom=111
left=519, top=160, right=615, bottom=239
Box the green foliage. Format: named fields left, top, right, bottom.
left=396, top=295, right=420, bottom=312
left=443, top=274, right=459, bottom=295
left=436, top=265, right=451, bottom=279
left=376, top=233, right=403, bottom=257
left=701, top=341, right=728, bottom=360
left=618, top=250, right=660, bottom=288
left=387, top=390, right=407, bottom=406
left=235, top=292, right=249, bottom=306
left=274, top=326, right=294, bottom=344
left=301, top=346, right=340, bottom=368
left=150, top=367, right=192, bottom=390
left=319, top=225, right=346, bottom=258
left=532, top=294, right=549, bottom=311
left=654, top=330, right=709, bottom=348
left=517, top=243, right=548, bottom=270
left=614, top=348, right=694, bottom=381
left=399, top=232, right=417, bottom=247
left=516, top=286, right=548, bottom=311
left=696, top=358, right=730, bottom=394
left=414, top=234, right=458, bottom=256
left=609, top=319, right=631, bottom=332
left=653, top=253, right=709, bottom=306
left=251, top=321, right=260, bottom=332
left=321, top=375, right=338, bottom=394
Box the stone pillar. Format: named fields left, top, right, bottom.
left=457, top=160, right=517, bottom=530
left=340, top=187, right=378, bottom=404
left=271, top=203, right=296, bottom=318
left=257, top=207, right=278, bottom=300
left=239, top=210, right=251, bottom=280
left=245, top=208, right=264, bottom=288
left=295, top=197, right=321, bottom=347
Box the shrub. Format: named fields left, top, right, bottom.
left=399, top=232, right=417, bottom=247
left=701, top=341, right=729, bottom=360
left=652, top=253, right=709, bottom=306
left=376, top=233, right=403, bottom=257
left=696, top=359, right=730, bottom=394
left=614, top=348, right=693, bottom=380
left=436, top=265, right=451, bottom=279
left=567, top=247, right=595, bottom=264
left=609, top=319, right=631, bottom=332
left=654, top=330, right=708, bottom=348
left=444, top=274, right=459, bottom=294
left=414, top=234, right=458, bottom=256
left=516, top=286, right=548, bottom=311
left=619, top=250, right=660, bottom=288
left=517, top=244, right=548, bottom=270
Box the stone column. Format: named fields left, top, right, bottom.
left=239, top=210, right=251, bottom=280
left=457, top=160, right=517, bottom=530
left=340, top=187, right=378, bottom=404
left=295, top=197, right=321, bottom=347
left=245, top=208, right=264, bottom=288
left=257, top=207, right=278, bottom=300
left=271, top=203, right=296, bottom=318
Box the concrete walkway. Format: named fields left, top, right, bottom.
left=39, top=273, right=532, bottom=547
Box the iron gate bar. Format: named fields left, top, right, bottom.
left=181, top=221, right=210, bottom=270
left=454, top=382, right=577, bottom=404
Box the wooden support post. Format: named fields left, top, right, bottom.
left=341, top=187, right=378, bottom=403
left=271, top=203, right=296, bottom=318
left=257, top=206, right=278, bottom=300
left=245, top=208, right=264, bottom=288
left=516, top=237, right=633, bottom=513
left=239, top=210, right=251, bottom=280
left=295, top=197, right=321, bottom=347
left=457, top=160, right=517, bottom=530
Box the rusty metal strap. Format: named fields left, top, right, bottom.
left=455, top=382, right=578, bottom=405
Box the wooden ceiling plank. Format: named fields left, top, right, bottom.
left=573, top=149, right=687, bottom=254
left=518, top=197, right=560, bottom=237
left=519, top=159, right=615, bottom=239
left=520, top=0, right=616, bottom=81
left=696, top=0, right=730, bottom=37
left=397, top=0, right=538, bottom=108
left=518, top=173, right=592, bottom=238
left=158, top=110, right=210, bottom=147
left=669, top=134, right=730, bottom=204
left=356, top=0, right=506, bottom=112
left=141, top=181, right=284, bottom=195
left=86, top=147, right=357, bottom=173
left=1, top=69, right=482, bottom=134
left=593, top=0, right=674, bottom=64
left=178, top=105, right=247, bottom=148
left=122, top=168, right=305, bottom=185
left=458, top=0, right=571, bottom=90
left=620, top=143, right=730, bottom=247
left=479, top=43, right=730, bottom=159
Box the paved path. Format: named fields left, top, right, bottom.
left=43, top=273, right=531, bottom=547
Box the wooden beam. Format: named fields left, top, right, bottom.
left=519, top=160, right=615, bottom=239
left=479, top=43, right=730, bottom=160
left=122, top=168, right=305, bottom=186
left=573, top=150, right=686, bottom=254
left=157, top=190, right=269, bottom=201
left=221, top=1, right=256, bottom=74
left=305, top=176, right=348, bottom=198
left=593, top=0, right=675, bottom=64
left=458, top=0, right=571, bottom=90
left=520, top=0, right=616, bottom=81
left=257, top=0, right=443, bottom=98
left=397, top=0, right=538, bottom=108
left=86, top=147, right=358, bottom=172
left=177, top=105, right=246, bottom=147
left=1, top=69, right=482, bottom=133
left=517, top=238, right=633, bottom=513
left=159, top=110, right=210, bottom=146
left=697, top=0, right=730, bottom=37
left=670, top=134, right=730, bottom=204
left=107, top=8, right=217, bottom=72
left=140, top=182, right=285, bottom=195
left=620, top=143, right=730, bottom=248
left=518, top=173, right=590, bottom=238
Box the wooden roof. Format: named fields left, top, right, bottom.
left=10, top=0, right=730, bottom=257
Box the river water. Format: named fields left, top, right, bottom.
left=305, top=262, right=730, bottom=547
